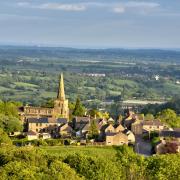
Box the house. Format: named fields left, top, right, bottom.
left=159, top=129, right=180, bottom=142
left=99, top=119, right=129, bottom=145
left=40, top=133, right=51, bottom=139
left=106, top=132, right=128, bottom=146
left=72, top=116, right=90, bottom=130
left=124, top=129, right=135, bottom=144
left=28, top=117, right=68, bottom=137
left=74, top=118, right=107, bottom=138
left=131, top=120, right=143, bottom=135
left=143, top=120, right=168, bottom=133
left=123, top=110, right=136, bottom=129
left=155, top=140, right=180, bottom=154
left=59, top=123, right=73, bottom=138
left=114, top=124, right=125, bottom=133
left=27, top=130, right=38, bottom=140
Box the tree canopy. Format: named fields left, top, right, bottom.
left=72, top=98, right=86, bottom=117
left=157, top=109, right=180, bottom=128
left=0, top=101, right=22, bottom=133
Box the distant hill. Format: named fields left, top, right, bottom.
left=0, top=46, right=180, bottom=63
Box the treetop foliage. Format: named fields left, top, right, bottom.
left=72, top=98, right=86, bottom=117
left=0, top=145, right=180, bottom=180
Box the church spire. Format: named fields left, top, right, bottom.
left=57, top=73, right=65, bottom=100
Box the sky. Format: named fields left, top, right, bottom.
left=0, top=0, right=180, bottom=49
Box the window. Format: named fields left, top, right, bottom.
left=40, top=123, right=42, bottom=127
left=36, top=123, right=38, bottom=126
left=36, top=129, right=38, bottom=132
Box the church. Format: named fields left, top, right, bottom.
left=20, top=73, right=69, bottom=122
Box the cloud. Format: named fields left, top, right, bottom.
left=126, top=2, right=160, bottom=8
left=16, top=1, right=160, bottom=14
left=17, top=2, right=86, bottom=12
left=38, top=3, right=86, bottom=11
left=113, top=7, right=125, bottom=14
left=112, top=2, right=160, bottom=14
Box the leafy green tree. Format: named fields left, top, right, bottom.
left=72, top=98, right=86, bottom=116
left=0, top=114, right=22, bottom=133
left=41, top=99, right=54, bottom=108
left=0, top=101, right=19, bottom=117
left=88, top=120, right=99, bottom=139
left=64, top=154, right=123, bottom=180
left=115, top=146, right=147, bottom=179
left=0, top=128, right=12, bottom=146
left=110, top=102, right=123, bottom=119
left=88, top=109, right=97, bottom=118
left=69, top=102, right=75, bottom=111
left=146, top=154, right=180, bottom=179
left=144, top=113, right=154, bottom=120
left=157, top=109, right=180, bottom=127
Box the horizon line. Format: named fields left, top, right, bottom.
left=0, top=43, right=180, bottom=51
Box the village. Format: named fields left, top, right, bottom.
left=16, top=73, right=180, bottom=155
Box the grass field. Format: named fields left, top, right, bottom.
left=41, top=146, right=117, bottom=159
left=14, top=82, right=39, bottom=88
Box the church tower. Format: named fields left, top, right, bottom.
left=53, top=73, right=69, bottom=119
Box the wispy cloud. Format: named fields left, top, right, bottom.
left=16, top=1, right=160, bottom=14
left=17, top=2, right=86, bottom=12
left=38, top=3, right=86, bottom=11
left=126, top=2, right=160, bottom=8
left=112, top=2, right=160, bottom=14
left=113, top=7, right=125, bottom=14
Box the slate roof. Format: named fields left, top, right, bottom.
left=160, top=130, right=180, bottom=138
left=74, top=116, right=90, bottom=123
left=28, top=117, right=67, bottom=124
left=28, top=117, right=48, bottom=123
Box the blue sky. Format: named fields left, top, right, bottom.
left=0, top=0, right=180, bottom=48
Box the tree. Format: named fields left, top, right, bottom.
left=41, top=99, right=54, bottom=108
left=88, top=109, right=97, bottom=118
left=0, top=128, right=12, bottom=146
left=0, top=101, right=20, bottom=117
left=157, top=109, right=180, bottom=127
left=72, top=98, right=86, bottom=116
left=144, top=113, right=154, bottom=121
left=110, top=102, right=123, bottom=119
left=88, top=120, right=99, bottom=139
left=0, top=114, right=22, bottom=133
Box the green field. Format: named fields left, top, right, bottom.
left=41, top=146, right=117, bottom=159
left=14, top=82, right=39, bottom=88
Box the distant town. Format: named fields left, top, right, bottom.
left=13, top=73, right=179, bottom=155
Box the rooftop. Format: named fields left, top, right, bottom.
left=28, top=117, right=67, bottom=124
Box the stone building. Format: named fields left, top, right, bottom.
left=106, top=132, right=128, bottom=146
left=28, top=117, right=67, bottom=135
left=20, top=73, right=69, bottom=122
